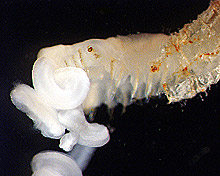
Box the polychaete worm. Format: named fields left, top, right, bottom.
left=10, top=1, right=220, bottom=175
left=36, top=0, right=220, bottom=114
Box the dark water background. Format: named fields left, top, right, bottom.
left=1, top=0, right=220, bottom=175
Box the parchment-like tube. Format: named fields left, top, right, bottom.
left=11, top=56, right=110, bottom=151
left=31, top=151, right=83, bottom=176
left=33, top=57, right=90, bottom=109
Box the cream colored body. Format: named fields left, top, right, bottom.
left=10, top=1, right=220, bottom=174
left=37, top=34, right=169, bottom=113
left=37, top=0, right=220, bottom=113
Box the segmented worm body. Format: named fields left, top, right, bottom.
left=37, top=0, right=220, bottom=114
left=10, top=1, right=220, bottom=175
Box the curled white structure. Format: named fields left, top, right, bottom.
left=11, top=57, right=110, bottom=152
left=31, top=151, right=82, bottom=176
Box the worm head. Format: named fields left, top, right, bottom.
left=71, top=38, right=122, bottom=72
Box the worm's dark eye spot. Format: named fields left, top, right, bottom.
left=88, top=46, right=93, bottom=52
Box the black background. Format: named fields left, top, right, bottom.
left=1, top=0, right=220, bottom=175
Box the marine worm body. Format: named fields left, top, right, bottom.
left=10, top=1, right=220, bottom=175
left=37, top=0, right=220, bottom=114
left=11, top=0, right=220, bottom=150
